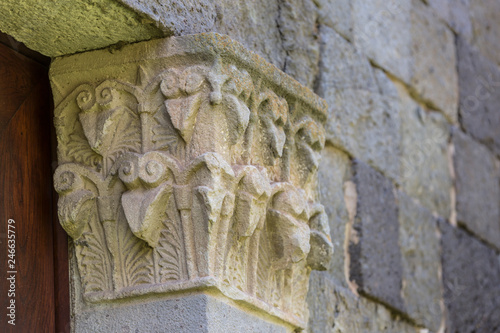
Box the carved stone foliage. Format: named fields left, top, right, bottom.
left=51, top=33, right=331, bottom=328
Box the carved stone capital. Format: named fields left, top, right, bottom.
left=51, top=33, right=332, bottom=329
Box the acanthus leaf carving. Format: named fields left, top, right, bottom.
left=52, top=33, right=331, bottom=329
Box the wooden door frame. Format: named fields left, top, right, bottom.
left=0, top=32, right=70, bottom=332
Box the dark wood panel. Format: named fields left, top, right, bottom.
left=0, top=31, right=51, bottom=67
left=0, top=76, right=56, bottom=331
left=51, top=106, right=70, bottom=333
left=0, top=43, right=47, bottom=136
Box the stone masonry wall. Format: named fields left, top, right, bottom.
left=3, top=0, right=498, bottom=331
left=161, top=0, right=499, bottom=331
left=115, top=0, right=500, bottom=331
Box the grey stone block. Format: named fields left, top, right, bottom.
left=410, top=0, right=458, bottom=123
left=307, top=274, right=417, bottom=333
left=317, top=26, right=400, bottom=182
left=276, top=0, right=320, bottom=88
left=352, top=0, right=412, bottom=83
left=349, top=160, right=405, bottom=312
left=317, top=146, right=351, bottom=287
left=74, top=294, right=288, bottom=333
left=425, top=0, right=473, bottom=42
left=457, top=36, right=500, bottom=156
left=398, top=192, right=442, bottom=331
left=317, top=26, right=378, bottom=93
left=398, top=84, right=452, bottom=218
left=452, top=129, right=500, bottom=250
left=314, top=0, right=353, bottom=41
left=469, top=0, right=500, bottom=66
left=439, top=220, right=500, bottom=333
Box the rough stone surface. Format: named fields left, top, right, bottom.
left=439, top=220, right=500, bottom=333
left=425, top=0, right=472, bottom=41
left=120, top=0, right=324, bottom=84
left=214, top=0, right=284, bottom=68
left=0, top=0, right=162, bottom=57
left=51, top=33, right=331, bottom=330
left=317, top=26, right=400, bottom=182
left=74, top=294, right=289, bottom=333
left=410, top=0, right=458, bottom=123
left=398, top=82, right=452, bottom=218
left=469, top=0, right=500, bottom=66
left=307, top=274, right=417, bottom=333
left=350, top=160, right=404, bottom=312
left=314, top=0, right=353, bottom=41
left=457, top=36, right=500, bottom=156
left=276, top=0, right=321, bottom=88
left=452, top=129, right=500, bottom=250
left=352, top=0, right=412, bottom=83
left=317, top=145, right=351, bottom=287
left=117, top=0, right=217, bottom=35
left=398, top=192, right=442, bottom=331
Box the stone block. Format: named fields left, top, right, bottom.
left=276, top=0, right=320, bottom=88
left=318, top=26, right=377, bottom=92
left=327, top=89, right=400, bottom=182
left=469, top=0, right=500, bottom=66
left=457, top=36, right=500, bottom=156
left=425, top=0, right=473, bottom=41
left=74, top=294, right=289, bottom=333
left=398, top=192, right=443, bottom=331
left=315, top=0, right=353, bottom=40
left=307, top=274, right=418, bottom=333
left=398, top=83, right=452, bottom=218
left=410, top=0, right=458, bottom=123
left=0, top=0, right=162, bottom=57
left=213, top=0, right=285, bottom=68
left=317, top=146, right=351, bottom=287
left=317, top=26, right=400, bottom=182
left=352, top=0, right=412, bottom=83
left=439, top=220, right=500, bottom=333
left=349, top=160, right=405, bottom=312
left=452, top=129, right=500, bottom=250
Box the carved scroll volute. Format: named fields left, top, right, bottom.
left=77, top=81, right=140, bottom=163
left=117, top=151, right=174, bottom=248
left=267, top=184, right=311, bottom=271
left=54, top=165, right=95, bottom=240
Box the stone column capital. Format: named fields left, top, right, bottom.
left=52, top=32, right=332, bottom=330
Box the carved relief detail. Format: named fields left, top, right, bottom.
left=52, top=34, right=331, bottom=329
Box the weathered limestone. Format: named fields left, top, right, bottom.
left=409, top=0, right=458, bottom=123
left=307, top=274, right=418, bottom=333
left=397, top=82, right=452, bottom=218
left=352, top=0, right=412, bottom=83
left=51, top=33, right=332, bottom=330
left=351, top=0, right=458, bottom=123
left=439, top=220, right=500, bottom=332
left=317, top=26, right=400, bottom=182
left=452, top=129, right=500, bottom=250
left=317, top=146, right=351, bottom=287
left=457, top=36, right=500, bottom=157
left=0, top=0, right=162, bottom=57
left=398, top=192, right=443, bottom=331
left=315, top=0, right=353, bottom=41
